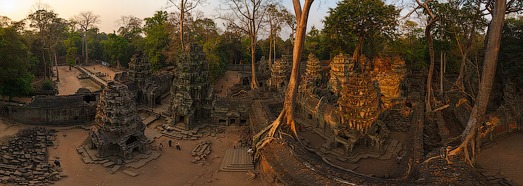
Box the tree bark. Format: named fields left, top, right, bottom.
left=449, top=0, right=506, bottom=165
left=352, top=35, right=364, bottom=64
left=54, top=50, right=59, bottom=82
left=85, top=32, right=89, bottom=64
left=180, top=0, right=185, bottom=50
left=265, top=0, right=314, bottom=140
left=425, top=18, right=438, bottom=112
left=268, top=29, right=273, bottom=70
left=250, top=34, right=259, bottom=90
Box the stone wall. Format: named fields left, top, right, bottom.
left=296, top=94, right=339, bottom=137
left=0, top=94, right=97, bottom=125
left=227, top=64, right=252, bottom=71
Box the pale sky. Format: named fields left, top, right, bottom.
left=0, top=0, right=341, bottom=35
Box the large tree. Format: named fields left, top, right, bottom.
left=448, top=0, right=522, bottom=165
left=265, top=3, right=293, bottom=67
left=258, top=0, right=315, bottom=148
left=0, top=26, right=35, bottom=100
left=220, top=0, right=268, bottom=90
left=116, top=15, right=143, bottom=40
left=102, top=33, right=130, bottom=69
left=143, top=11, right=169, bottom=71
left=324, top=0, right=399, bottom=62
left=167, top=0, right=207, bottom=50
left=27, top=9, right=57, bottom=79
left=407, top=0, right=440, bottom=112
left=74, top=11, right=100, bottom=64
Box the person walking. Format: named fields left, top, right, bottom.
left=158, top=143, right=164, bottom=151
left=175, top=142, right=181, bottom=150
left=168, top=140, right=172, bottom=147
left=54, top=160, right=61, bottom=167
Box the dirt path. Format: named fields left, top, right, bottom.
left=213, top=71, right=241, bottom=98
left=56, top=66, right=101, bottom=95
left=477, top=132, right=523, bottom=185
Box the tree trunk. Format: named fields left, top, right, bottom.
left=54, top=50, right=59, bottom=82
left=42, top=50, right=47, bottom=79
left=455, top=52, right=467, bottom=90
left=81, top=35, right=85, bottom=65
left=180, top=0, right=185, bottom=50
left=425, top=19, right=437, bottom=112
left=455, top=20, right=476, bottom=91
left=250, top=34, right=259, bottom=90
left=85, top=33, right=89, bottom=64
left=265, top=0, right=313, bottom=140
left=352, top=35, right=364, bottom=64
left=268, top=29, right=273, bottom=70
left=449, top=0, right=506, bottom=165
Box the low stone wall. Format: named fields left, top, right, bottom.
left=227, top=64, right=252, bottom=71
left=0, top=94, right=97, bottom=125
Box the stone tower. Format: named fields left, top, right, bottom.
left=270, top=55, right=291, bottom=90
left=89, top=81, right=147, bottom=159
left=375, top=57, right=406, bottom=109
left=128, top=53, right=152, bottom=88
left=170, top=45, right=214, bottom=129
left=300, top=53, right=322, bottom=94
left=329, top=53, right=353, bottom=96
left=337, top=72, right=379, bottom=135
left=128, top=53, right=158, bottom=107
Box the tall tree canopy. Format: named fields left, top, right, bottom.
left=143, top=11, right=169, bottom=71
left=0, top=27, right=35, bottom=100
left=324, top=0, right=399, bottom=61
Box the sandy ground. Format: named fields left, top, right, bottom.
left=0, top=118, right=264, bottom=186
left=477, top=132, right=523, bottom=185
left=213, top=71, right=241, bottom=98
left=56, top=66, right=101, bottom=95
left=45, top=125, right=263, bottom=186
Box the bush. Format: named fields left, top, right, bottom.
left=41, top=79, right=55, bottom=91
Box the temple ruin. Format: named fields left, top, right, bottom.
left=269, top=55, right=291, bottom=91
left=89, top=81, right=148, bottom=159
left=328, top=53, right=353, bottom=97
left=170, top=45, right=215, bottom=129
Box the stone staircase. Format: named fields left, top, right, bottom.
left=219, top=147, right=254, bottom=172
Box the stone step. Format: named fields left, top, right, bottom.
left=220, top=148, right=253, bottom=172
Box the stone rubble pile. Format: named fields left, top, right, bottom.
left=191, top=140, right=212, bottom=164
left=0, top=127, right=65, bottom=185
left=161, top=123, right=204, bottom=140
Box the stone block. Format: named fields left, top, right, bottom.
left=103, top=161, right=115, bottom=167
left=122, top=170, right=139, bottom=177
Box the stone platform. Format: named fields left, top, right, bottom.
left=220, top=147, right=254, bottom=172
left=77, top=145, right=161, bottom=176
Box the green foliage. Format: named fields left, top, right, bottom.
left=143, top=11, right=169, bottom=71
left=304, top=26, right=330, bottom=60
left=0, top=27, right=35, bottom=99
left=101, top=33, right=130, bottom=67
left=499, top=16, right=523, bottom=86
left=41, top=79, right=54, bottom=91
left=323, top=0, right=399, bottom=57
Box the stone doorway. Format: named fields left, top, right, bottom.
left=177, top=115, right=185, bottom=124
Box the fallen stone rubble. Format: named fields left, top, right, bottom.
left=191, top=140, right=212, bottom=164
left=0, top=127, right=66, bottom=185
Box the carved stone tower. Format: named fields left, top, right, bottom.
left=329, top=53, right=353, bottom=97
left=270, top=55, right=291, bottom=90
left=170, top=45, right=214, bottom=129
left=89, top=81, right=148, bottom=159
